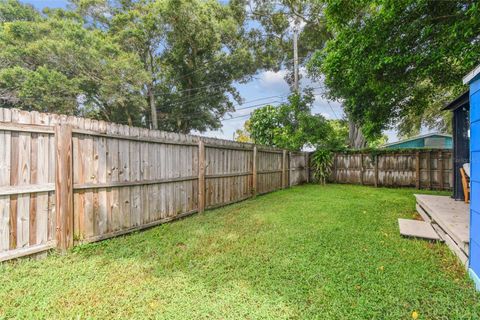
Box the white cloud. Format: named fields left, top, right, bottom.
left=258, top=70, right=289, bottom=91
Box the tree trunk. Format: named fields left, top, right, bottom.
left=148, top=83, right=158, bottom=129
left=348, top=118, right=367, bottom=149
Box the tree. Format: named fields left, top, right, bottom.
left=234, top=120, right=253, bottom=143
left=0, top=1, right=148, bottom=124
left=308, top=0, right=480, bottom=139
left=248, top=0, right=330, bottom=87
left=246, top=90, right=347, bottom=150
left=73, top=0, right=263, bottom=133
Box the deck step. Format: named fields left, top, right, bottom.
left=414, top=194, right=469, bottom=246
left=416, top=204, right=431, bottom=223
left=431, top=223, right=469, bottom=267
left=398, top=218, right=441, bottom=241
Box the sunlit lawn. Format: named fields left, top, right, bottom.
left=0, top=184, right=479, bottom=319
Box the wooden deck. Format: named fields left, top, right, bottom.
left=415, top=194, right=470, bottom=265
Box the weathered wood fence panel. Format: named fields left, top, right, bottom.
left=0, top=109, right=57, bottom=261
left=289, top=152, right=308, bottom=186
left=331, top=150, right=453, bottom=190
left=257, top=150, right=283, bottom=195
left=0, top=108, right=309, bottom=261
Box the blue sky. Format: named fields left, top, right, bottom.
left=20, top=0, right=402, bottom=143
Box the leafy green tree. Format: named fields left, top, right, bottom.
left=0, top=0, right=38, bottom=22
left=73, top=0, right=263, bottom=133
left=0, top=0, right=148, bottom=124
left=234, top=120, right=253, bottom=143
left=248, top=0, right=330, bottom=86
left=308, top=0, right=480, bottom=139
left=247, top=90, right=347, bottom=150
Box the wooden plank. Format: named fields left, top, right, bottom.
left=0, top=108, right=11, bottom=251
left=439, top=151, right=444, bottom=190
left=34, top=112, right=50, bottom=246
left=0, top=184, right=55, bottom=196
left=159, top=139, right=166, bottom=219
left=0, top=241, right=55, bottom=262
left=256, top=148, right=283, bottom=154
left=289, top=152, right=293, bottom=187
left=398, top=218, right=441, bottom=240
left=129, top=127, right=141, bottom=227
left=427, top=151, right=432, bottom=190
left=305, top=152, right=310, bottom=184
left=118, top=125, right=131, bottom=229
left=282, top=150, right=287, bottom=189
left=77, top=209, right=198, bottom=244
left=139, top=128, right=150, bottom=224
left=73, top=128, right=197, bottom=147
left=360, top=154, right=364, bottom=185
left=82, top=119, right=95, bottom=239
left=252, top=146, right=257, bottom=197
left=47, top=113, right=58, bottom=243
left=0, top=122, right=53, bottom=134
left=416, top=151, right=421, bottom=189
left=198, top=139, right=205, bottom=213
left=15, top=111, right=31, bottom=248
left=55, top=124, right=74, bottom=251
left=72, top=117, right=85, bottom=241
left=258, top=169, right=283, bottom=174
left=205, top=144, right=253, bottom=151
left=97, top=122, right=108, bottom=235
left=29, top=133, right=38, bottom=245
left=374, top=154, right=379, bottom=187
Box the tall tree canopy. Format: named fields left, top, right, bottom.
left=241, top=90, right=348, bottom=151
left=248, top=0, right=330, bottom=87
left=0, top=0, right=267, bottom=132
left=71, top=0, right=264, bottom=133
left=0, top=0, right=148, bottom=124
left=308, top=0, right=480, bottom=139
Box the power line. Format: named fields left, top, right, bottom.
left=326, top=100, right=339, bottom=119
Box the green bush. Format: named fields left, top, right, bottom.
left=310, top=149, right=333, bottom=185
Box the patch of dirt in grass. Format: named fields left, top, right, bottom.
left=427, top=242, right=467, bottom=281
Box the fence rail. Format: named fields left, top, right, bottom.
left=0, top=108, right=309, bottom=261
left=331, top=150, right=453, bottom=190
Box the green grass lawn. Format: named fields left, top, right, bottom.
left=1, top=184, right=479, bottom=319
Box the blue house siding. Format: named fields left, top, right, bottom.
left=467, top=70, right=480, bottom=290
left=384, top=134, right=452, bottom=149
left=385, top=140, right=424, bottom=148
left=445, top=138, right=453, bottom=149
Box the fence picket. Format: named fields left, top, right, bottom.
left=0, top=107, right=309, bottom=260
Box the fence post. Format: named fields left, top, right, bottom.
left=198, top=139, right=205, bottom=213
left=305, top=152, right=310, bottom=184
left=416, top=151, right=421, bottom=189
left=374, top=154, right=379, bottom=187
left=439, top=151, right=444, bottom=190
left=55, top=124, right=73, bottom=252
left=282, top=150, right=287, bottom=188
left=427, top=151, right=432, bottom=190
left=252, top=145, right=257, bottom=197
left=333, top=153, right=337, bottom=183
left=359, top=154, right=364, bottom=185
left=289, top=151, right=293, bottom=187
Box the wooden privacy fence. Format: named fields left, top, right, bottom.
left=331, top=150, right=453, bottom=190
left=0, top=108, right=309, bottom=261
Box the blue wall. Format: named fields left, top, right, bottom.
left=385, top=135, right=452, bottom=149
left=386, top=139, right=425, bottom=149
left=468, top=73, right=480, bottom=290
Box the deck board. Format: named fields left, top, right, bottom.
left=398, top=218, right=441, bottom=240
left=415, top=194, right=469, bottom=246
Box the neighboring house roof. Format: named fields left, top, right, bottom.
left=381, top=133, right=452, bottom=148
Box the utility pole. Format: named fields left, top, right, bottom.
left=292, top=16, right=300, bottom=92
